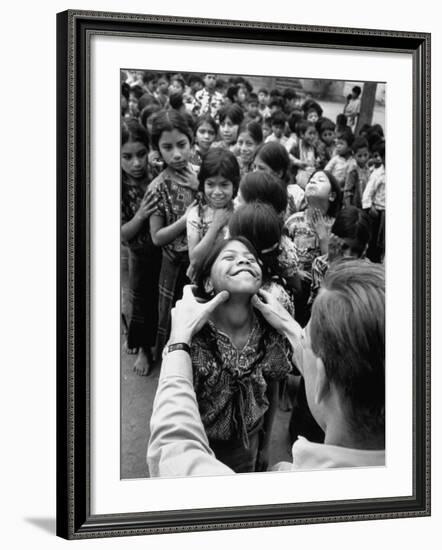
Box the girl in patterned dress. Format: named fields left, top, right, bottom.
left=121, top=119, right=162, bottom=375
left=186, top=149, right=240, bottom=281
left=189, top=114, right=218, bottom=168
left=191, top=237, right=293, bottom=473
left=149, top=110, right=199, bottom=355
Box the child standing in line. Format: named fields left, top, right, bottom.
left=235, top=121, right=263, bottom=176
left=289, top=121, right=320, bottom=189
left=187, top=148, right=240, bottom=279
left=344, top=137, right=371, bottom=208
left=344, top=85, right=362, bottom=132
left=265, top=111, right=289, bottom=146
left=195, top=74, right=225, bottom=118
left=154, top=74, right=170, bottom=108
left=190, top=114, right=218, bottom=167
left=324, top=128, right=356, bottom=189
left=362, top=141, right=386, bottom=263
left=212, top=104, right=244, bottom=151
left=149, top=110, right=199, bottom=355
left=257, top=88, right=271, bottom=120
left=316, top=118, right=336, bottom=168
left=121, top=119, right=162, bottom=375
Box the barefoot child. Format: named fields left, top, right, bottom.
left=121, top=119, right=162, bottom=375
left=149, top=110, right=199, bottom=355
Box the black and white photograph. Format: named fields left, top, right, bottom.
left=120, top=69, right=387, bottom=479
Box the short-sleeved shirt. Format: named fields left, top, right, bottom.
left=149, top=166, right=198, bottom=259
left=191, top=313, right=292, bottom=442
left=325, top=155, right=357, bottom=188
left=194, top=88, right=225, bottom=118
left=285, top=210, right=334, bottom=273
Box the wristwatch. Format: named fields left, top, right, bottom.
left=167, top=342, right=191, bottom=354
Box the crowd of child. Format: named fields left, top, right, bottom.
left=121, top=70, right=386, bottom=473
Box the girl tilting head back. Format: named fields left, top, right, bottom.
left=191, top=237, right=292, bottom=473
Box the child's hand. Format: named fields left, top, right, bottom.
left=310, top=208, right=328, bottom=241
left=212, top=208, right=231, bottom=230
left=135, top=190, right=158, bottom=221
left=175, top=165, right=199, bottom=189
left=148, top=151, right=164, bottom=170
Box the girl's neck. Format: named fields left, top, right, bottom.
left=210, top=296, right=254, bottom=336
left=307, top=199, right=329, bottom=216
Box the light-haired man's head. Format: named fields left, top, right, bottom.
left=308, top=260, right=385, bottom=445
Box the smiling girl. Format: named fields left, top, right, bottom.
left=186, top=149, right=240, bottom=280
left=235, top=120, right=263, bottom=176
left=191, top=237, right=292, bottom=472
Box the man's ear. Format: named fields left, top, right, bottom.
left=314, top=357, right=330, bottom=405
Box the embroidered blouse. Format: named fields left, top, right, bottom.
left=191, top=314, right=292, bottom=444
left=121, top=174, right=152, bottom=251
left=149, top=166, right=198, bottom=260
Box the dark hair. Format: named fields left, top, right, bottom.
left=310, top=260, right=385, bottom=441
left=336, top=113, right=348, bottom=127
left=218, top=104, right=244, bottom=126
left=129, top=84, right=144, bottom=100
left=168, top=92, right=184, bottom=110
left=302, top=99, right=323, bottom=118
left=371, top=140, right=385, bottom=162
left=331, top=206, right=371, bottom=257
left=297, top=120, right=317, bottom=138
left=195, top=114, right=218, bottom=135
left=283, top=88, right=298, bottom=101
left=240, top=120, right=263, bottom=144
left=307, top=170, right=343, bottom=218
left=121, top=82, right=130, bottom=101
left=352, top=136, right=369, bottom=154
left=352, top=85, right=362, bottom=97
left=336, top=127, right=355, bottom=147
left=189, top=74, right=204, bottom=86
left=254, top=142, right=290, bottom=183
left=258, top=88, right=269, bottom=96
left=288, top=110, right=304, bottom=133
left=269, top=88, right=282, bottom=98
left=229, top=202, right=283, bottom=282
left=226, top=85, right=242, bottom=103
left=140, top=103, right=162, bottom=130
left=270, top=111, right=287, bottom=127
left=370, top=124, right=384, bottom=137
left=121, top=118, right=150, bottom=150
left=198, top=149, right=241, bottom=197
left=317, top=117, right=336, bottom=135
left=150, top=109, right=193, bottom=150
left=248, top=92, right=258, bottom=104
left=195, top=236, right=260, bottom=300
left=359, top=123, right=372, bottom=136
left=269, top=97, right=284, bottom=111
left=141, top=71, right=157, bottom=85
left=240, top=171, right=288, bottom=214
left=170, top=74, right=185, bottom=90
left=138, top=93, right=160, bottom=112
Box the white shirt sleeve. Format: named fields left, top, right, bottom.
left=147, top=350, right=234, bottom=478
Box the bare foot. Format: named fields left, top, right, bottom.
left=133, top=348, right=152, bottom=376
left=123, top=340, right=138, bottom=355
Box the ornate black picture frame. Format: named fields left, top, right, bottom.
left=56, top=9, right=431, bottom=540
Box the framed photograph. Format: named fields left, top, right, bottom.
left=56, top=9, right=431, bottom=539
